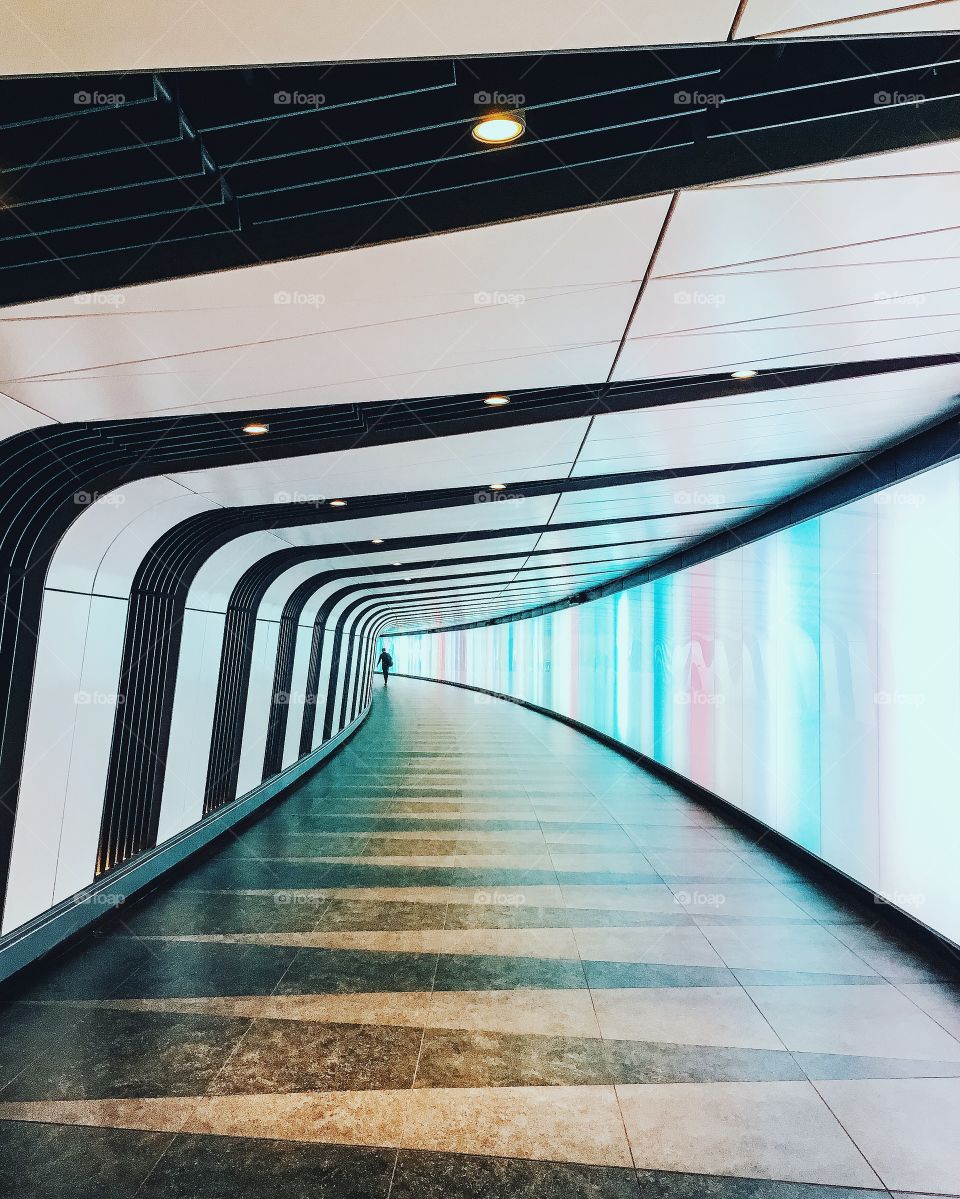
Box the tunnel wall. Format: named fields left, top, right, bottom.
left=392, top=456, right=960, bottom=946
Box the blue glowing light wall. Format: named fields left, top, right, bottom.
left=394, top=457, right=960, bottom=945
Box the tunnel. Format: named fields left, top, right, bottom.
left=0, top=6, right=959, bottom=1197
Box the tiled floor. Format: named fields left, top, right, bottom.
left=3, top=676, right=960, bottom=1198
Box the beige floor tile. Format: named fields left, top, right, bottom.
left=816, top=1077, right=960, bottom=1195
left=168, top=927, right=581, bottom=959
left=699, top=923, right=878, bottom=975
left=899, top=982, right=960, bottom=1040
left=746, top=984, right=960, bottom=1060
left=617, top=1080, right=881, bottom=1186
left=560, top=884, right=685, bottom=914
left=400, top=1085, right=632, bottom=1166
left=425, top=989, right=601, bottom=1038
left=574, top=925, right=725, bottom=967
left=591, top=987, right=782, bottom=1050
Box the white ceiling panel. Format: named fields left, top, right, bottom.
left=653, top=176, right=960, bottom=279
left=169, top=420, right=589, bottom=504
left=735, top=0, right=959, bottom=37
left=586, top=366, right=960, bottom=468
left=0, top=197, right=670, bottom=422
left=1, top=3, right=742, bottom=76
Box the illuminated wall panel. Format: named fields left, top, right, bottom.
left=394, top=457, right=960, bottom=946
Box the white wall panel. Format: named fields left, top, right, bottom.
left=52, top=596, right=130, bottom=904
left=235, top=619, right=281, bottom=798
left=157, top=609, right=227, bottom=842
left=3, top=591, right=93, bottom=933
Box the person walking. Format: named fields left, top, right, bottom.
left=376, top=647, right=393, bottom=686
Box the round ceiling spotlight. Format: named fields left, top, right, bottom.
left=483, top=394, right=511, bottom=407
left=489, top=483, right=507, bottom=491
left=472, top=113, right=524, bottom=146
left=242, top=421, right=269, bottom=435
left=329, top=499, right=347, bottom=508
left=371, top=537, right=384, bottom=544
left=731, top=369, right=758, bottom=380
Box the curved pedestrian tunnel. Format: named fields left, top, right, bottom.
left=1, top=679, right=959, bottom=1196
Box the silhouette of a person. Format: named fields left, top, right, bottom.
left=376, top=647, right=393, bottom=686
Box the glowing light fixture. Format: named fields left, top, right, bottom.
left=472, top=113, right=524, bottom=145
left=329, top=498, right=347, bottom=507
left=731, top=369, right=758, bottom=380
left=483, top=394, right=510, bottom=407
left=242, top=421, right=269, bottom=435
left=372, top=537, right=384, bottom=544
left=490, top=483, right=507, bottom=491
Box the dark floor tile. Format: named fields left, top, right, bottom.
left=414, top=1028, right=803, bottom=1088
left=139, top=1131, right=396, bottom=1199
left=731, top=969, right=885, bottom=987
left=13, top=932, right=159, bottom=1002
left=277, top=947, right=439, bottom=993
left=315, top=899, right=451, bottom=931
left=553, top=872, right=663, bottom=886
left=635, top=1170, right=888, bottom=1198
left=107, top=940, right=299, bottom=999
left=795, top=1050, right=960, bottom=1080
left=583, top=960, right=738, bottom=989
left=0, top=1121, right=172, bottom=1199
left=443, top=904, right=693, bottom=930
left=1, top=1006, right=251, bottom=1100
left=392, top=1148, right=640, bottom=1198
left=432, top=952, right=587, bottom=991
left=210, top=1018, right=422, bottom=1093
left=120, top=890, right=327, bottom=935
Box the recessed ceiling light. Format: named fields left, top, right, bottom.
left=472, top=113, right=524, bottom=146
left=731, top=369, right=758, bottom=380
left=371, top=538, right=384, bottom=544
left=392, top=561, right=402, bottom=566
left=329, top=499, right=347, bottom=507
left=490, top=483, right=507, bottom=490
left=242, top=421, right=269, bottom=435
left=483, top=394, right=510, bottom=407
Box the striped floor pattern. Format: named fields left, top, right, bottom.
left=2, top=676, right=960, bottom=1197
